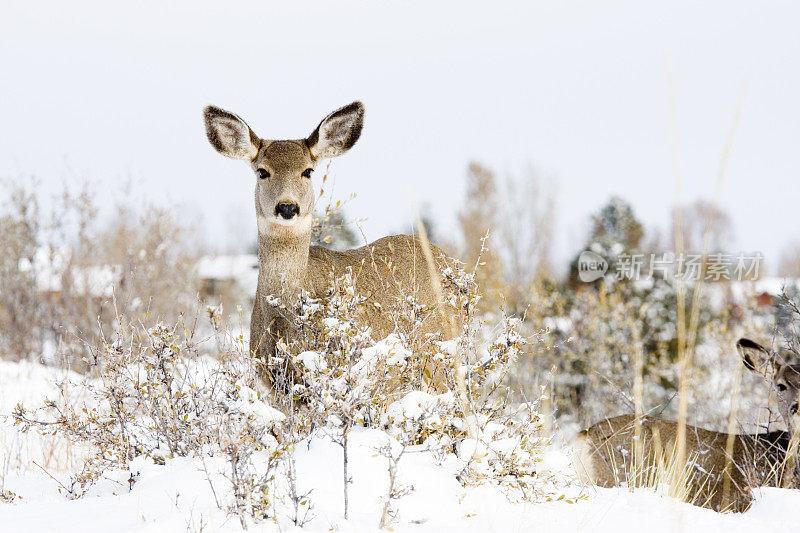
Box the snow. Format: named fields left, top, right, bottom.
left=296, top=351, right=327, bottom=372
left=3, top=359, right=800, bottom=532
left=720, top=277, right=800, bottom=307
left=17, top=245, right=119, bottom=297
left=381, top=390, right=454, bottom=432
left=222, top=385, right=287, bottom=423
left=361, top=334, right=412, bottom=366
left=196, top=254, right=260, bottom=296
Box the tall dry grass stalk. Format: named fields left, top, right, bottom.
left=721, top=362, right=743, bottom=508
left=632, top=314, right=646, bottom=486
left=668, top=59, right=747, bottom=504
left=413, top=204, right=476, bottom=441
left=667, top=57, right=689, bottom=493
left=591, top=425, right=706, bottom=507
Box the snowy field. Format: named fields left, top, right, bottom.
left=2, top=359, right=799, bottom=532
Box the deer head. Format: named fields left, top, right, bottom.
left=738, top=337, right=800, bottom=434
left=203, top=101, right=365, bottom=242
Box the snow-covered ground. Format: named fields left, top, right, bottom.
left=2, top=359, right=800, bottom=532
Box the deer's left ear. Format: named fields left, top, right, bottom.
left=738, top=338, right=779, bottom=377
left=307, top=101, right=365, bottom=160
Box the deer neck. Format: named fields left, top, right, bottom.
left=737, top=430, right=795, bottom=486
left=257, top=231, right=311, bottom=300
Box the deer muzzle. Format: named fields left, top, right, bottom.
left=275, top=202, right=300, bottom=220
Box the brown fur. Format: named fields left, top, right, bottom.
left=575, top=338, right=800, bottom=512
left=250, top=234, right=455, bottom=373
left=574, top=414, right=791, bottom=512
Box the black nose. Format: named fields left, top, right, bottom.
left=791, top=403, right=798, bottom=415
left=275, top=203, right=300, bottom=220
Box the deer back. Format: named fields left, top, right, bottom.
left=305, top=234, right=457, bottom=339
left=574, top=414, right=791, bottom=512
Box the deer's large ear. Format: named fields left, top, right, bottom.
left=203, top=105, right=260, bottom=160
left=738, top=338, right=778, bottom=377
left=307, top=101, right=365, bottom=160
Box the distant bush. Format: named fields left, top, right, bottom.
left=0, top=181, right=201, bottom=369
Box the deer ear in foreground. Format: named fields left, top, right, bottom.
left=202, top=101, right=456, bottom=396
left=203, top=105, right=260, bottom=161
left=306, top=101, right=365, bottom=160
left=573, top=338, right=800, bottom=513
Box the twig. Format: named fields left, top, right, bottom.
left=32, top=460, right=74, bottom=497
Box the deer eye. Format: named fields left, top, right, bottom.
left=301, top=168, right=314, bottom=179
left=777, top=383, right=788, bottom=392
left=256, top=169, right=270, bottom=179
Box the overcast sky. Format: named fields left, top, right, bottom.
left=1, top=1, right=798, bottom=274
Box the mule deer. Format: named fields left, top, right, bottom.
left=203, top=102, right=455, bottom=388
left=573, top=338, right=800, bottom=512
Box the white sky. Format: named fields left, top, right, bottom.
left=1, top=1, right=798, bottom=274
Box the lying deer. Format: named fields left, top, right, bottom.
left=574, top=338, right=800, bottom=512
left=203, top=101, right=455, bottom=387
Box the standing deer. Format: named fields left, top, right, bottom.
left=203, top=101, right=455, bottom=388
left=573, top=338, right=800, bottom=512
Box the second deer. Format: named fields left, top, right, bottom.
left=574, top=338, right=800, bottom=512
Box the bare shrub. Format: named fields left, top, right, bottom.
left=0, top=180, right=200, bottom=369
left=96, top=200, right=200, bottom=319
left=0, top=184, right=41, bottom=361
left=499, top=167, right=556, bottom=314
left=457, top=163, right=507, bottom=312
left=778, top=242, right=800, bottom=277
left=456, top=162, right=556, bottom=316
left=13, top=312, right=285, bottom=529
left=12, top=251, right=561, bottom=526
left=671, top=200, right=734, bottom=255
left=265, top=256, right=554, bottom=511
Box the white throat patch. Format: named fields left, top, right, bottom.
left=257, top=214, right=312, bottom=235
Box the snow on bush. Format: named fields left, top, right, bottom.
left=12, top=314, right=288, bottom=527
left=265, top=262, right=561, bottom=511
left=11, top=259, right=567, bottom=528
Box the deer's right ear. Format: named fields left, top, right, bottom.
left=737, top=338, right=778, bottom=377
left=203, top=105, right=260, bottom=160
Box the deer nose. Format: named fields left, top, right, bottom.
left=275, top=203, right=300, bottom=220
left=791, top=403, right=798, bottom=415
